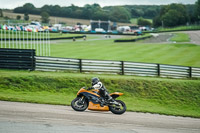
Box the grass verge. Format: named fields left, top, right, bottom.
left=152, top=25, right=200, bottom=32
left=170, top=33, right=190, bottom=42
left=114, top=33, right=152, bottom=42
left=0, top=70, right=200, bottom=118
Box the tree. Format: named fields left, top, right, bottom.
left=24, top=13, right=29, bottom=21
left=16, top=15, right=21, bottom=20
left=52, top=5, right=61, bottom=16
left=161, top=10, right=181, bottom=27
left=194, top=0, right=200, bottom=22
left=109, top=7, right=131, bottom=23
left=82, top=4, right=94, bottom=19
left=23, top=3, right=35, bottom=13
left=93, top=10, right=109, bottom=20
left=74, top=9, right=82, bottom=18
left=144, top=9, right=157, bottom=18
left=137, top=17, right=152, bottom=26
left=0, top=9, right=3, bottom=17
left=61, top=7, right=72, bottom=18
left=153, top=3, right=188, bottom=27
left=41, top=11, right=50, bottom=23
left=131, top=8, right=145, bottom=18
left=153, top=16, right=162, bottom=27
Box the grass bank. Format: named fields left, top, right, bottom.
left=0, top=70, right=200, bottom=118
left=170, top=33, right=190, bottom=42
left=153, top=25, right=200, bottom=32
left=114, top=33, right=152, bottom=42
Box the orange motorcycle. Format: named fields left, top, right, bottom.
left=71, top=87, right=126, bottom=114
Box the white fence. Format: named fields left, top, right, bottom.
left=35, top=56, right=200, bottom=79
left=0, top=29, right=50, bottom=56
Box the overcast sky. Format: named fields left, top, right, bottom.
left=0, top=0, right=197, bottom=9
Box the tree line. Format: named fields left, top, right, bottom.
left=153, top=1, right=200, bottom=27
left=6, top=0, right=200, bottom=27
left=12, top=3, right=164, bottom=23
left=13, top=3, right=132, bottom=23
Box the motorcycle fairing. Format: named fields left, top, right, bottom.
left=80, top=92, right=100, bottom=104
left=76, top=88, right=100, bottom=104
left=77, top=88, right=100, bottom=97
left=110, top=92, right=124, bottom=99
left=78, top=91, right=109, bottom=111
left=88, top=102, right=109, bottom=111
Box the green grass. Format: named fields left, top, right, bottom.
left=130, top=18, right=152, bottom=25
left=130, top=18, right=138, bottom=25
left=0, top=70, right=200, bottom=117
left=49, top=39, right=200, bottom=67
left=115, top=33, right=152, bottom=41
left=170, top=33, right=190, bottom=42
left=155, top=25, right=200, bottom=32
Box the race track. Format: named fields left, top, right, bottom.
left=0, top=101, right=200, bottom=133
left=184, top=30, right=200, bottom=45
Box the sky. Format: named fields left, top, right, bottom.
left=0, top=0, right=197, bottom=9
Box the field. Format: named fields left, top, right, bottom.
left=50, top=34, right=200, bottom=67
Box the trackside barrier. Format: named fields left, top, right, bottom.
left=35, top=56, right=200, bottom=79
left=0, top=48, right=35, bottom=70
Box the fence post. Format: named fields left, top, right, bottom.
left=157, top=64, right=160, bottom=77
left=189, top=67, right=192, bottom=78
left=31, top=49, right=36, bottom=71
left=121, top=61, right=124, bottom=75
left=79, top=59, right=82, bottom=73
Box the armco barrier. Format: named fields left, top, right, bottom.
left=0, top=48, right=36, bottom=70
left=35, top=56, right=200, bottom=79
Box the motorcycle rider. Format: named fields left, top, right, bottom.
left=89, top=77, right=113, bottom=105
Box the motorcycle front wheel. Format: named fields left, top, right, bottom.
left=71, top=97, right=88, bottom=111
left=109, top=100, right=126, bottom=115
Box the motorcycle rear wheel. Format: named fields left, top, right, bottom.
left=71, top=97, right=88, bottom=111
left=109, top=100, right=126, bottom=115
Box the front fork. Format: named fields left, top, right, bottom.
left=79, top=96, right=86, bottom=104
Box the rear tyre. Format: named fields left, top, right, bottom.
left=71, top=97, right=88, bottom=111
left=109, top=100, right=126, bottom=115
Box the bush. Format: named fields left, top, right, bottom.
left=137, top=17, right=152, bottom=26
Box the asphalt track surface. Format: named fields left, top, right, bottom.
left=0, top=101, right=200, bottom=133
left=184, top=30, right=200, bottom=45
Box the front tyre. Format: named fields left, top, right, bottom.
left=71, top=97, right=88, bottom=111
left=109, top=100, right=126, bottom=115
